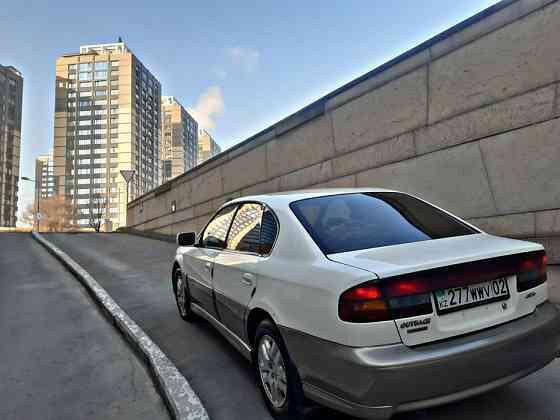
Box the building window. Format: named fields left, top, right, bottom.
left=94, top=61, right=108, bottom=70
left=79, top=63, right=92, bottom=71
left=95, top=71, right=107, bottom=80
left=79, top=72, right=92, bottom=81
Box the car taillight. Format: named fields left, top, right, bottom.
left=339, top=282, right=432, bottom=323
left=517, top=251, right=547, bottom=292
left=339, top=285, right=390, bottom=322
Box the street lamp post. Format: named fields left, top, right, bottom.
left=120, top=170, right=135, bottom=226
left=22, top=176, right=40, bottom=232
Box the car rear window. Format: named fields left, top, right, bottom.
left=289, top=192, right=477, bottom=254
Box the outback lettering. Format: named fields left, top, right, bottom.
left=400, top=318, right=431, bottom=329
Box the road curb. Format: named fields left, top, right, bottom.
left=31, top=231, right=210, bottom=420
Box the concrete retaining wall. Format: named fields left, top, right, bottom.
left=127, top=0, right=560, bottom=262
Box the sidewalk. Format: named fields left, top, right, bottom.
left=0, top=234, right=170, bottom=420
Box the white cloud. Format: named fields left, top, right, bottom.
left=227, top=47, right=260, bottom=73
left=188, top=86, right=225, bottom=130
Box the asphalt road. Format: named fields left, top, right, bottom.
left=0, top=233, right=169, bottom=420
left=45, top=232, right=560, bottom=420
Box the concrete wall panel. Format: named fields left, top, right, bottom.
left=311, top=175, right=356, bottom=189
left=429, top=2, right=560, bottom=123
left=468, top=212, right=536, bottom=237
left=267, top=116, right=334, bottom=178
left=536, top=209, right=560, bottom=236
left=356, top=143, right=497, bottom=219
left=222, top=144, right=267, bottom=193
left=279, top=161, right=333, bottom=191
left=480, top=118, right=560, bottom=213
left=190, top=167, right=223, bottom=204
left=331, top=67, right=427, bottom=153
left=416, top=85, right=555, bottom=154
left=332, top=133, right=415, bottom=178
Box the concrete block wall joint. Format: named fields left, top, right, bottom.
left=30, top=232, right=210, bottom=420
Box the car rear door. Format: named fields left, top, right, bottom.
left=185, top=204, right=237, bottom=319
left=212, top=203, right=275, bottom=341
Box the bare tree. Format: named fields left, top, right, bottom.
left=22, top=196, right=79, bottom=232
left=83, top=193, right=107, bottom=232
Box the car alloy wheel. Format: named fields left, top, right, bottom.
left=176, top=272, right=187, bottom=316
left=258, top=334, right=288, bottom=408
left=173, top=267, right=194, bottom=321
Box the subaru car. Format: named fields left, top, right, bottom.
left=171, top=189, right=560, bottom=419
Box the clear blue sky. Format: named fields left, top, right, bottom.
left=1, top=0, right=498, bottom=219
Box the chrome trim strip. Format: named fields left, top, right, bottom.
left=191, top=303, right=252, bottom=360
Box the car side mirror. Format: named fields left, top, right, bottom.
left=177, top=232, right=196, bottom=246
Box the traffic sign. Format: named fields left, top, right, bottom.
left=120, top=170, right=135, bottom=184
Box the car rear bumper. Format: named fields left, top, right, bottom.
left=280, top=302, right=560, bottom=419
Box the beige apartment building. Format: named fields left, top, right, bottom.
left=197, top=128, right=221, bottom=165
left=53, top=42, right=161, bottom=229
left=0, top=65, right=23, bottom=227
left=161, top=96, right=198, bottom=182
left=35, top=151, right=56, bottom=199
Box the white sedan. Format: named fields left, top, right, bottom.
left=171, top=188, right=560, bottom=419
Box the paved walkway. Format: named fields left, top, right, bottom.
left=45, top=232, right=560, bottom=420
left=0, top=233, right=169, bottom=420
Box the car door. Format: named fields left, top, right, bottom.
left=185, top=204, right=237, bottom=319
left=212, top=203, right=267, bottom=340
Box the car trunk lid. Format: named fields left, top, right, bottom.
left=329, top=234, right=547, bottom=346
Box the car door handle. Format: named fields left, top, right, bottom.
left=205, top=262, right=212, bottom=271
left=241, top=273, right=255, bottom=286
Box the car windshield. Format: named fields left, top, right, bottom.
left=290, top=192, right=477, bottom=254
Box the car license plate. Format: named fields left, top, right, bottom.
left=434, top=278, right=509, bottom=314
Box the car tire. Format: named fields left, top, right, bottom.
left=173, top=266, right=195, bottom=322
left=254, top=319, right=305, bottom=420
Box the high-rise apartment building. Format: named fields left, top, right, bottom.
left=35, top=151, right=56, bottom=199
left=0, top=65, right=23, bottom=227
left=161, top=96, right=198, bottom=182
left=53, top=42, right=161, bottom=229
left=197, top=128, right=221, bottom=165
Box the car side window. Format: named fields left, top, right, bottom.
left=201, top=205, right=237, bottom=248
left=259, top=209, right=278, bottom=255
left=226, top=203, right=263, bottom=253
